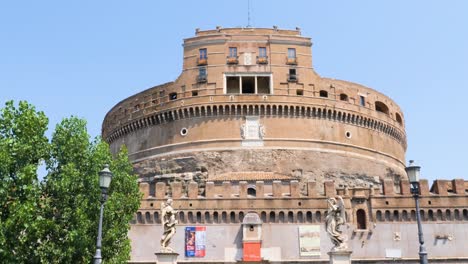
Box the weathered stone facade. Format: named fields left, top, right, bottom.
left=102, top=27, right=468, bottom=263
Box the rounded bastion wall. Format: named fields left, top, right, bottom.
left=102, top=27, right=407, bottom=187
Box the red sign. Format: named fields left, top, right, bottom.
left=243, top=242, right=261, bottom=261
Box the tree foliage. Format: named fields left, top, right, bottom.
left=0, top=101, right=141, bottom=263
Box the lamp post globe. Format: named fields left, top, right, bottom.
left=406, top=160, right=428, bottom=264
left=93, top=164, right=113, bottom=264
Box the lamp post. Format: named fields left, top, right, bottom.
left=93, top=165, right=113, bottom=264
left=405, top=160, right=428, bottom=264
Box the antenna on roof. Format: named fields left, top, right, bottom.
left=247, top=0, right=252, bottom=28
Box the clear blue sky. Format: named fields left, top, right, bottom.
left=1, top=1, right=467, bottom=183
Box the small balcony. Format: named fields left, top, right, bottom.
left=197, top=74, right=207, bottom=83
left=287, top=74, right=298, bottom=82
left=286, top=57, right=297, bottom=65
left=226, top=56, right=239, bottom=65
left=197, top=58, right=208, bottom=66
left=256, top=56, right=268, bottom=64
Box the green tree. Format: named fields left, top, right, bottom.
left=0, top=101, right=141, bottom=263
left=0, top=101, right=49, bottom=263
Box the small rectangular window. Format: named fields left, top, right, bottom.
left=199, top=48, right=207, bottom=59
left=192, top=90, right=198, bottom=96
left=360, top=95, right=366, bottom=106
left=199, top=67, right=206, bottom=76
left=259, top=47, right=267, bottom=58
left=296, top=89, right=303, bottom=96
left=288, top=48, right=296, bottom=58
left=169, top=92, right=177, bottom=100
left=229, top=47, right=237, bottom=58
left=288, top=68, right=297, bottom=82
left=198, top=67, right=207, bottom=82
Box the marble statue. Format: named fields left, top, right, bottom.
left=325, top=196, right=348, bottom=251
left=160, top=199, right=178, bottom=253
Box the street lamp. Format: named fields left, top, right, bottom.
left=405, top=160, right=428, bottom=264
left=93, top=164, right=113, bottom=264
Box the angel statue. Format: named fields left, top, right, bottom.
left=325, top=196, right=348, bottom=251
left=160, top=199, right=178, bottom=253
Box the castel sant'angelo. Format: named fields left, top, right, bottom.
left=102, top=27, right=468, bottom=263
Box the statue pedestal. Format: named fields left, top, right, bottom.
left=328, top=250, right=352, bottom=264
left=155, top=252, right=179, bottom=264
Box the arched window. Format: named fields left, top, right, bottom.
left=145, top=212, right=152, bottom=223
left=230, top=212, right=236, bottom=223
left=315, top=211, right=322, bottom=222
left=287, top=211, right=294, bottom=223
left=395, top=112, right=403, bottom=125
left=213, top=212, right=219, bottom=223
left=221, top=212, right=227, bottom=223
left=261, top=211, right=267, bottom=222
left=269, top=211, right=276, bottom=223
left=137, top=212, right=144, bottom=224
left=204, top=212, right=211, bottom=223
left=375, top=101, right=389, bottom=114
left=179, top=212, right=186, bottom=223
left=306, top=211, right=313, bottom=223
left=340, top=93, right=348, bottom=101
left=188, top=212, right=194, bottom=223
left=319, top=90, right=328, bottom=98
left=154, top=212, right=160, bottom=223
left=196, top=212, right=202, bottom=223
left=402, top=210, right=408, bottom=221
left=297, top=211, right=304, bottom=223
left=247, top=187, right=256, bottom=197
left=239, top=211, right=245, bottom=222
left=356, top=209, right=367, bottom=229
left=278, top=211, right=285, bottom=223
left=376, top=210, right=383, bottom=222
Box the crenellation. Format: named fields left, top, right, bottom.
left=239, top=181, right=248, bottom=198
left=452, top=179, right=465, bottom=195
left=272, top=180, right=282, bottom=197
left=139, top=182, right=150, bottom=199
left=324, top=181, right=335, bottom=197
left=307, top=181, right=317, bottom=197
left=205, top=181, right=215, bottom=198
left=399, top=179, right=411, bottom=195
left=419, top=179, right=430, bottom=195
left=155, top=182, right=166, bottom=199
left=187, top=181, right=198, bottom=199
left=382, top=179, right=395, bottom=196
left=432, top=180, right=448, bottom=195
left=170, top=182, right=182, bottom=199
left=222, top=181, right=231, bottom=198
left=290, top=180, right=299, bottom=198
left=256, top=181, right=265, bottom=198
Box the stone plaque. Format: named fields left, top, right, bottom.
left=244, top=52, right=252, bottom=65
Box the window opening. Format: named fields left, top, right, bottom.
left=198, top=67, right=207, bottom=82
left=192, top=90, right=198, bottom=96
left=340, top=93, right=348, bottom=101
left=226, top=76, right=240, bottom=94
left=228, top=47, right=237, bottom=57
left=247, top=187, right=256, bottom=197
left=199, top=48, right=207, bottom=59
left=169, top=92, right=177, bottom=100
left=288, top=48, right=296, bottom=58
left=288, top=68, right=297, bottom=82
left=356, top=209, right=367, bottom=229
left=242, top=76, right=255, bottom=94
left=296, top=89, right=304, bottom=96
left=360, top=95, right=366, bottom=106
left=375, top=101, right=389, bottom=114
left=319, top=90, right=328, bottom=98
left=257, top=76, right=270, bottom=94
left=259, top=47, right=267, bottom=57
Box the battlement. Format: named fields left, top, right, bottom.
left=133, top=178, right=468, bottom=227
left=138, top=178, right=467, bottom=200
